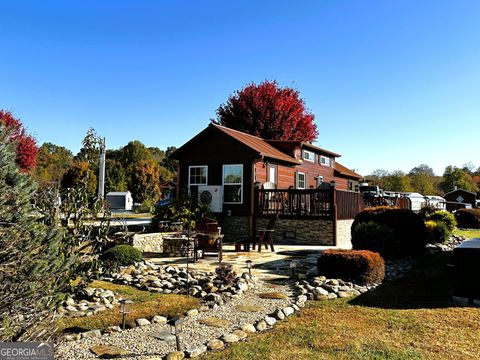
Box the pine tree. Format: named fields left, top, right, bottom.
left=0, top=128, right=75, bottom=341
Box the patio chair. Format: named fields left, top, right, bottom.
left=194, top=233, right=223, bottom=262
left=252, top=213, right=279, bottom=252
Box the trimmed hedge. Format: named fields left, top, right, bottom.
left=317, top=249, right=385, bottom=285
left=426, top=210, right=457, bottom=232
left=101, top=245, right=143, bottom=266
left=351, top=207, right=428, bottom=259
left=454, top=208, right=480, bottom=229
left=425, top=220, right=451, bottom=244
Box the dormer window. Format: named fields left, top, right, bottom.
left=320, top=156, right=331, bottom=167
left=302, top=150, right=315, bottom=162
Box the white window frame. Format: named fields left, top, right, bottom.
left=320, top=155, right=331, bottom=167
left=222, top=164, right=243, bottom=204
left=188, top=165, right=208, bottom=187
left=296, top=172, right=306, bottom=189
left=302, top=149, right=315, bottom=162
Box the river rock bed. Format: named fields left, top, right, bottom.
left=55, top=278, right=294, bottom=359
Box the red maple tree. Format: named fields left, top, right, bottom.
left=214, top=80, right=318, bottom=141
left=0, top=110, right=39, bottom=172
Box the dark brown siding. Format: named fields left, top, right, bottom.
left=176, top=130, right=258, bottom=216
left=444, top=189, right=477, bottom=208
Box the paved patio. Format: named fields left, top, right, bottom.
left=145, top=245, right=338, bottom=280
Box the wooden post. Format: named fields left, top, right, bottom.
left=332, top=187, right=338, bottom=247
left=175, top=163, right=181, bottom=200
left=248, top=161, right=256, bottom=252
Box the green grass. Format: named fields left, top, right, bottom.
left=202, top=252, right=480, bottom=360
left=57, top=280, right=198, bottom=333
left=452, top=228, right=480, bottom=239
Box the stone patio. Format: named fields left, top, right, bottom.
left=145, top=244, right=338, bottom=280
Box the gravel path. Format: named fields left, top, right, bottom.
left=55, top=279, right=292, bottom=359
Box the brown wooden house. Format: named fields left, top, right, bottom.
left=171, top=123, right=362, bottom=216
left=444, top=188, right=477, bottom=210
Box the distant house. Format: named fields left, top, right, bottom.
left=171, top=123, right=362, bottom=217
left=106, top=191, right=134, bottom=211
left=444, top=188, right=477, bottom=210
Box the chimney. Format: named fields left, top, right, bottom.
left=454, top=185, right=458, bottom=191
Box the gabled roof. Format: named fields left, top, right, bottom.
left=444, top=188, right=477, bottom=196
left=334, top=162, right=362, bottom=180
left=266, top=140, right=341, bottom=157
left=172, top=124, right=299, bottom=164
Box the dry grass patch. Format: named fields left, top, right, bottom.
left=57, top=280, right=198, bottom=333
left=203, top=252, right=480, bottom=360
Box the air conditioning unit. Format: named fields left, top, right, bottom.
left=198, top=186, right=223, bottom=213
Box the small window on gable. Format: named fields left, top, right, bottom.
left=320, top=156, right=331, bottom=167
left=302, top=150, right=315, bottom=162
left=296, top=172, right=306, bottom=189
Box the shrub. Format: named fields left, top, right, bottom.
left=152, top=198, right=212, bottom=232
left=101, top=245, right=142, bottom=266
left=426, top=210, right=457, bottom=232
left=317, top=249, right=385, bottom=285
left=351, top=207, right=428, bottom=259
left=418, top=205, right=438, bottom=220
left=351, top=221, right=394, bottom=257
left=455, top=208, right=480, bottom=229
left=425, top=220, right=451, bottom=244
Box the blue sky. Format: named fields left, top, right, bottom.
left=1, top=0, right=479, bottom=176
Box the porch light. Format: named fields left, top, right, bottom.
left=173, top=317, right=184, bottom=351
left=119, top=299, right=133, bottom=330
left=246, top=260, right=253, bottom=276
left=290, top=260, right=299, bottom=278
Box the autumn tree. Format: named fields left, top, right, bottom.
left=33, top=143, right=73, bottom=188
left=0, top=110, right=39, bottom=172
left=105, top=159, right=128, bottom=193
left=131, top=158, right=162, bottom=207
left=214, top=80, right=318, bottom=141
left=62, top=161, right=97, bottom=197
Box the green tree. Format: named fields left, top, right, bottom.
left=408, top=164, right=437, bottom=195
left=161, top=146, right=178, bottom=173
left=62, top=161, right=97, bottom=197
left=105, top=159, right=128, bottom=193
left=440, top=166, right=479, bottom=193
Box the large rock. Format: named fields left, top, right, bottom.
left=105, top=325, right=122, bottom=333
left=207, top=339, right=224, bottom=350
left=152, top=315, right=168, bottom=325
left=90, top=345, right=129, bottom=357
left=258, top=292, right=288, bottom=299
left=81, top=329, right=102, bottom=338
left=199, top=317, right=231, bottom=328
left=235, top=304, right=265, bottom=312
left=222, top=333, right=240, bottom=343
left=256, top=320, right=267, bottom=331
left=273, top=309, right=285, bottom=320
left=313, top=287, right=329, bottom=299
left=282, top=307, right=295, bottom=317
left=185, top=345, right=207, bottom=358
left=149, top=331, right=176, bottom=342
left=264, top=316, right=277, bottom=326
left=166, top=351, right=185, bottom=360
left=186, top=309, right=199, bottom=317
left=241, top=323, right=256, bottom=333
left=337, top=291, right=355, bottom=298
left=136, top=318, right=151, bottom=326
left=232, top=329, right=248, bottom=339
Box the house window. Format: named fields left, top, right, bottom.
left=296, top=172, right=306, bottom=189
left=348, top=180, right=354, bottom=191
left=320, top=156, right=331, bottom=167
left=189, top=166, right=207, bottom=186
left=302, top=150, right=315, bottom=162
left=268, top=166, right=276, bottom=184
left=223, top=164, right=243, bottom=204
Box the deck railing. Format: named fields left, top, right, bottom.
left=255, top=188, right=334, bottom=219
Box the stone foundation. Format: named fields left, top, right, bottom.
left=336, top=219, right=354, bottom=249
left=218, top=216, right=249, bottom=243
left=256, top=217, right=334, bottom=246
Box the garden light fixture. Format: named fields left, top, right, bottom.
left=246, top=260, right=253, bottom=276
left=173, top=317, right=184, bottom=351
left=290, top=260, right=299, bottom=278
left=119, top=299, right=132, bottom=330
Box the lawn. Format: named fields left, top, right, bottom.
left=453, top=228, right=480, bottom=239
left=203, top=252, right=480, bottom=360
left=57, top=280, right=198, bottom=333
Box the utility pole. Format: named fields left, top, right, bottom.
left=98, top=137, right=106, bottom=199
